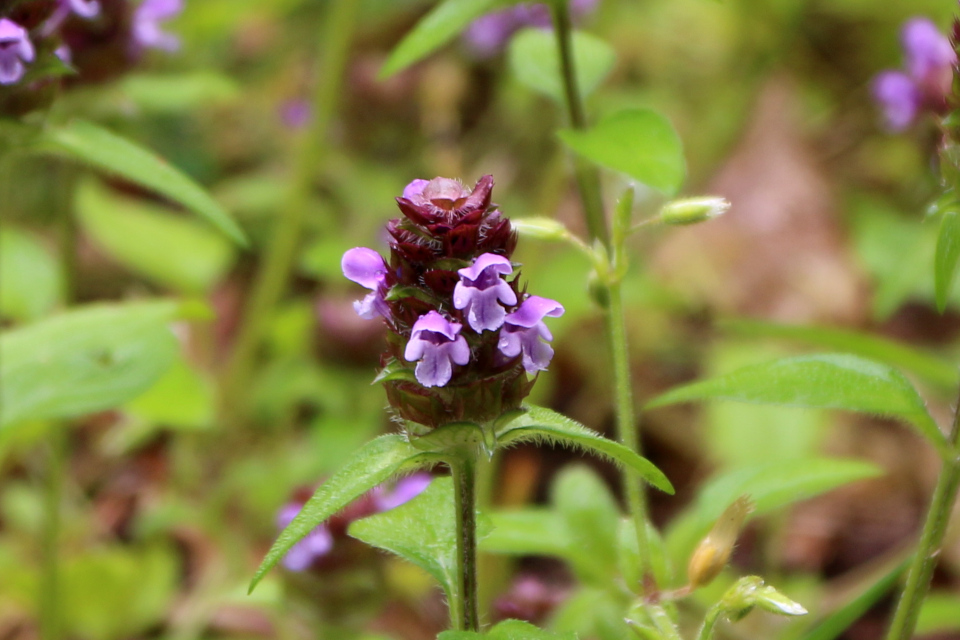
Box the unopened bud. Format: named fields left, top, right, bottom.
left=687, top=496, right=754, bottom=589
left=659, top=197, right=730, bottom=226
left=511, top=217, right=572, bottom=242
left=719, top=576, right=807, bottom=623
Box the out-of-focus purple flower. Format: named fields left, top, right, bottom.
left=342, top=247, right=390, bottom=320
left=279, top=98, right=311, bottom=129
left=872, top=17, right=956, bottom=131
left=498, top=296, right=564, bottom=374
left=40, top=0, right=101, bottom=37
left=55, top=45, right=72, bottom=64
left=463, top=0, right=599, bottom=58
left=454, top=253, right=517, bottom=332
left=872, top=71, right=922, bottom=131
left=276, top=503, right=334, bottom=571
left=372, top=473, right=432, bottom=511
left=404, top=311, right=470, bottom=387
left=132, top=0, right=183, bottom=53
left=0, top=19, right=34, bottom=85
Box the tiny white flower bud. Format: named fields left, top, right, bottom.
left=659, top=196, right=730, bottom=226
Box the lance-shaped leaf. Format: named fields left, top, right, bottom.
left=349, top=477, right=491, bottom=604
left=379, top=0, right=502, bottom=79
left=498, top=405, right=674, bottom=494
left=646, top=354, right=948, bottom=458
left=31, top=120, right=247, bottom=246
left=558, top=108, right=685, bottom=195
left=248, top=434, right=436, bottom=593
left=935, top=208, right=960, bottom=312
left=0, top=301, right=179, bottom=430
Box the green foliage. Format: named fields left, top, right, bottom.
left=916, top=592, right=960, bottom=636
left=552, top=465, right=621, bottom=584
left=349, top=477, right=491, bottom=604
left=0, top=227, right=62, bottom=322
left=118, top=72, right=241, bottom=114
left=439, top=619, right=578, bottom=639
left=509, top=29, right=616, bottom=103
left=76, top=179, right=237, bottom=294
left=498, top=405, right=674, bottom=493
left=646, top=353, right=948, bottom=458
left=0, top=301, right=180, bottom=430
left=379, top=0, right=503, bottom=79
left=249, top=434, right=440, bottom=593
left=30, top=120, right=247, bottom=246
left=557, top=109, right=686, bottom=195
left=934, top=208, right=960, bottom=312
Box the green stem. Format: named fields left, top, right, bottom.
left=884, top=384, right=960, bottom=640
left=648, top=604, right=684, bottom=640
left=449, top=454, right=480, bottom=631
left=608, top=281, right=653, bottom=588
left=220, top=0, right=359, bottom=421
left=549, top=1, right=608, bottom=249
left=696, top=604, right=723, bottom=640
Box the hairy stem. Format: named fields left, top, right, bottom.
left=220, top=0, right=359, bottom=421
left=450, top=454, right=480, bottom=631
left=549, top=1, right=608, bottom=249
left=884, top=384, right=960, bottom=640
left=696, top=604, right=723, bottom=640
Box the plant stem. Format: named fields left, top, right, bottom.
left=884, top=383, right=960, bottom=640
left=549, top=1, right=608, bottom=249
left=696, top=604, right=723, bottom=640
left=648, top=604, right=685, bottom=640
left=608, top=280, right=653, bottom=586
left=450, top=454, right=480, bottom=631
left=220, top=0, right=359, bottom=421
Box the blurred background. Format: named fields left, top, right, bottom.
left=1, top=0, right=959, bottom=638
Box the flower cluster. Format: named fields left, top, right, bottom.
left=0, top=0, right=182, bottom=90
left=342, top=176, right=564, bottom=428
left=872, top=17, right=957, bottom=131
left=463, top=0, right=598, bottom=58
left=277, top=474, right=431, bottom=571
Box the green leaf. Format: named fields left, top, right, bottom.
left=720, top=319, right=957, bottom=393
left=935, top=208, right=960, bottom=312
left=509, top=29, right=616, bottom=103
left=438, top=619, right=577, bottom=640
left=119, top=72, right=240, bottom=114
left=349, top=476, right=490, bottom=603
left=248, top=434, right=435, bottom=593
left=557, top=108, right=685, bottom=195
left=0, top=301, right=179, bottom=430
left=379, top=0, right=502, bottom=79
left=125, top=358, right=214, bottom=431
left=76, top=179, right=236, bottom=294
left=665, top=458, right=882, bottom=566
left=498, top=405, right=674, bottom=494
left=645, top=354, right=948, bottom=458
left=916, top=593, right=960, bottom=635
left=552, top=465, right=621, bottom=584
left=0, top=226, right=62, bottom=322
left=480, top=509, right=572, bottom=557
left=32, top=120, right=247, bottom=246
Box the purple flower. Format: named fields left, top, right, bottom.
left=0, top=19, right=34, bottom=86
left=902, top=18, right=956, bottom=82
left=279, top=99, right=311, bottom=130
left=498, top=296, right=564, bottom=374
left=342, top=247, right=390, bottom=320
left=404, top=311, right=470, bottom=387
left=372, top=473, right=432, bottom=511
left=872, top=71, right=922, bottom=131
left=463, top=0, right=598, bottom=58
left=454, top=253, right=517, bottom=332
left=132, top=0, right=184, bottom=53
left=40, top=0, right=101, bottom=37
left=276, top=504, right=334, bottom=571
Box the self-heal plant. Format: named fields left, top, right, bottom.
left=0, top=19, right=35, bottom=86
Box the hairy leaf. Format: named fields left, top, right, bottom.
left=646, top=354, right=948, bottom=458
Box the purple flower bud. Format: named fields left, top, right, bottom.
left=404, top=311, right=471, bottom=387
left=132, top=0, right=183, bottom=53
left=372, top=473, right=432, bottom=511
left=498, top=296, right=564, bottom=374
left=902, top=17, right=957, bottom=82
left=0, top=19, right=35, bottom=86
left=872, top=70, right=922, bottom=131
left=454, top=253, right=517, bottom=332
left=342, top=247, right=390, bottom=320
left=276, top=504, right=334, bottom=571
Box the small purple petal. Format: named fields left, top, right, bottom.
left=404, top=312, right=469, bottom=387
left=0, top=19, right=34, bottom=85
left=132, top=0, right=184, bottom=53
left=498, top=296, right=565, bottom=373
left=375, top=473, right=433, bottom=511
left=902, top=17, right=956, bottom=81
left=403, top=179, right=430, bottom=200
left=504, top=295, right=564, bottom=328
left=342, top=247, right=387, bottom=290
left=279, top=99, right=311, bottom=129
left=410, top=310, right=462, bottom=341
left=457, top=252, right=513, bottom=282
left=872, top=70, right=922, bottom=131
left=67, top=0, right=101, bottom=18
left=277, top=502, right=334, bottom=572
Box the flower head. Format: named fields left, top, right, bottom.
left=404, top=311, right=470, bottom=387
left=0, top=19, right=35, bottom=86
left=498, top=296, right=565, bottom=374
left=132, top=0, right=183, bottom=52
left=454, top=253, right=517, bottom=332
left=342, top=247, right=389, bottom=319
